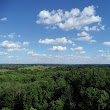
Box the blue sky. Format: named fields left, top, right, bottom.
left=0, top=0, right=110, bottom=64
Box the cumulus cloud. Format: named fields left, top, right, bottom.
left=37, top=10, right=62, bottom=24
left=77, top=31, right=89, bottom=36
left=8, top=33, right=15, bottom=39
left=76, top=31, right=96, bottom=42
left=0, top=40, right=29, bottom=52
left=83, top=25, right=105, bottom=31
left=8, top=33, right=15, bottom=38
left=0, top=17, right=7, bottom=21
left=0, top=52, right=7, bottom=55
left=36, top=6, right=102, bottom=30
left=71, top=46, right=86, bottom=54
left=71, top=46, right=83, bottom=51
left=49, top=46, right=67, bottom=51
left=103, top=42, right=110, bottom=46
left=7, top=48, right=27, bottom=52
left=8, top=56, right=19, bottom=58
left=0, top=33, right=20, bottom=39
left=0, top=40, right=20, bottom=49
left=72, top=43, right=76, bottom=46
left=39, top=37, right=73, bottom=44
left=80, top=51, right=86, bottom=54
left=27, top=50, right=39, bottom=56
left=98, top=50, right=104, bottom=52
left=22, top=41, right=30, bottom=46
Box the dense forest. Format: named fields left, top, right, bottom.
left=0, top=64, right=110, bottom=110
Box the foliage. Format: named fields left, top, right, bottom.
left=0, top=65, right=110, bottom=110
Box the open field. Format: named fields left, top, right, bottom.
left=0, top=69, right=12, bottom=72
left=18, top=65, right=52, bottom=70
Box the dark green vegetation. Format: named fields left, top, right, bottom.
left=0, top=64, right=110, bottom=110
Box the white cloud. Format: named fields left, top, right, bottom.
left=98, top=50, right=104, bottom=52
left=37, top=6, right=102, bottom=30
left=99, top=54, right=110, bottom=60
left=27, top=50, right=39, bottom=56
left=8, top=56, right=14, bottom=58
left=3, top=53, right=110, bottom=64
left=76, top=31, right=96, bottom=42
left=26, top=50, right=50, bottom=57
left=0, top=52, right=7, bottom=55
left=39, top=37, right=73, bottom=44
left=72, top=43, right=76, bottom=46
left=0, top=40, right=20, bottom=49
left=76, top=36, right=91, bottom=41
left=71, top=46, right=83, bottom=51
left=22, top=41, right=30, bottom=46
left=103, top=42, right=110, bottom=46
left=80, top=51, right=86, bottom=54
left=100, top=25, right=105, bottom=30
left=45, top=26, right=57, bottom=30
left=0, top=17, right=7, bottom=21
left=49, top=46, right=67, bottom=51
left=82, top=5, right=95, bottom=16
left=83, top=25, right=105, bottom=31
left=0, top=40, right=29, bottom=52
left=0, top=33, right=18, bottom=39
left=8, top=33, right=15, bottom=39
left=37, top=10, right=62, bottom=25
left=8, top=56, right=19, bottom=58
left=71, top=46, right=86, bottom=54
left=90, top=40, right=96, bottom=43
left=77, top=31, right=89, bottom=36
left=7, top=48, right=27, bottom=52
